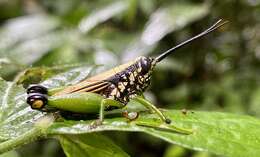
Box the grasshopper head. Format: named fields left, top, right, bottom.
left=133, top=56, right=156, bottom=92
left=136, top=56, right=155, bottom=75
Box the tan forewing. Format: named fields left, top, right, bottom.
left=53, top=60, right=136, bottom=96
left=53, top=81, right=109, bottom=96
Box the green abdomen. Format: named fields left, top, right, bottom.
left=48, top=92, right=103, bottom=113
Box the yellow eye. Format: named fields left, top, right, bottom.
left=32, top=100, right=44, bottom=109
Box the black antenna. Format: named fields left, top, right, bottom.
left=155, top=19, right=228, bottom=63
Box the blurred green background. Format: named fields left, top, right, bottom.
left=0, top=0, right=259, bottom=157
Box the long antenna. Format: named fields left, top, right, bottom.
left=155, top=19, right=228, bottom=63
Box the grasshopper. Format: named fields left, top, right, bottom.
left=26, top=19, right=227, bottom=134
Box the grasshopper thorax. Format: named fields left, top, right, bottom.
left=102, top=56, right=156, bottom=104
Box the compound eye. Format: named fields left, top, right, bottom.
left=139, top=57, right=151, bottom=75
left=27, top=93, right=48, bottom=110
left=27, top=84, right=48, bottom=94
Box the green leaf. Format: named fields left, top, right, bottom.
left=0, top=14, right=59, bottom=52
left=78, top=1, right=128, bottom=33
left=122, top=2, right=209, bottom=60
left=59, top=133, right=129, bottom=157
left=40, top=65, right=99, bottom=88
left=0, top=15, right=60, bottom=65
left=0, top=78, right=42, bottom=140
left=1, top=65, right=260, bottom=157
left=0, top=151, right=19, bottom=157
left=0, top=65, right=98, bottom=153
left=48, top=110, right=260, bottom=157
left=0, top=77, right=46, bottom=154
left=164, top=145, right=187, bottom=157
left=141, top=3, right=209, bottom=45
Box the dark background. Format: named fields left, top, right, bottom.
left=0, top=0, right=259, bottom=157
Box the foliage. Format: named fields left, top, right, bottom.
left=1, top=73, right=260, bottom=157
left=0, top=0, right=259, bottom=157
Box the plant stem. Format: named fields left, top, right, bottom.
left=0, top=128, right=43, bottom=154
